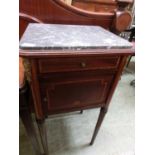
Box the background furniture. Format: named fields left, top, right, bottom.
left=126, top=26, right=135, bottom=87
left=64, top=0, right=134, bottom=13
left=125, top=26, right=135, bottom=67
left=19, top=0, right=133, bottom=38
left=120, top=25, right=135, bottom=87
left=19, top=23, right=134, bottom=155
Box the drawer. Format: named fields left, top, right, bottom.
left=40, top=74, right=114, bottom=114
left=38, top=56, right=120, bottom=73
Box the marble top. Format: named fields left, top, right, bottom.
left=19, top=23, right=132, bottom=50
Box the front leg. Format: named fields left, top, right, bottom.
left=19, top=82, right=42, bottom=155
left=36, top=119, right=49, bottom=155
left=90, top=107, right=107, bottom=145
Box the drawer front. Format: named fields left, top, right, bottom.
left=38, top=56, right=120, bottom=73
left=40, top=74, right=114, bottom=113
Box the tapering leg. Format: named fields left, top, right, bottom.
left=90, top=107, right=107, bottom=145
left=126, top=56, right=132, bottom=67
left=20, top=110, right=42, bottom=155
left=20, top=83, right=42, bottom=155
left=80, top=110, right=83, bottom=114
left=37, top=119, right=48, bottom=155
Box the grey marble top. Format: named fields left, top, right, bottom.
left=19, top=23, right=132, bottom=50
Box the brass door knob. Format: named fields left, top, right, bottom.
left=43, top=97, right=47, bottom=102
left=81, top=62, right=86, bottom=68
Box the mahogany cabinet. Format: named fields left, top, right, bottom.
left=19, top=23, right=134, bottom=155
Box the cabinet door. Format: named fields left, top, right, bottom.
left=40, top=74, right=114, bottom=114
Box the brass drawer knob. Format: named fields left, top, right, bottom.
left=81, top=62, right=86, bottom=68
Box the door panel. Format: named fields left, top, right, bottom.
left=40, top=74, right=113, bottom=113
